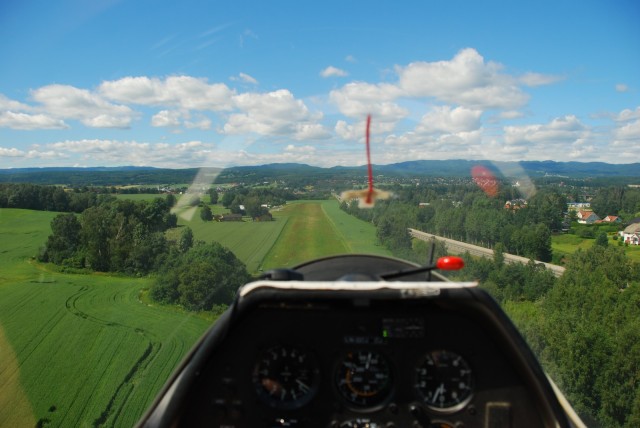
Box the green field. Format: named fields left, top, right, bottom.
left=260, top=200, right=389, bottom=269
left=319, top=200, right=390, bottom=256
left=552, top=233, right=640, bottom=262
left=114, top=193, right=165, bottom=201
left=0, top=209, right=211, bottom=428
left=0, top=200, right=385, bottom=427
left=172, top=207, right=288, bottom=273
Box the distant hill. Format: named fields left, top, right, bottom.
left=0, top=160, right=638, bottom=186
left=0, top=167, right=205, bottom=186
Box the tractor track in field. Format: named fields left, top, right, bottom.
left=63, top=285, right=163, bottom=427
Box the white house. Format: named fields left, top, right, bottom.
left=619, top=223, right=640, bottom=246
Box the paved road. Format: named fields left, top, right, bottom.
left=409, top=228, right=566, bottom=278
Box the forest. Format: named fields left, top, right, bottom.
left=340, top=183, right=564, bottom=262
left=340, top=184, right=640, bottom=427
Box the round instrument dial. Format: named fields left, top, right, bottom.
left=335, top=350, right=392, bottom=408
left=253, top=345, right=319, bottom=409
left=415, top=350, right=473, bottom=413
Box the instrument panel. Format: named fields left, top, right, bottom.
left=177, top=298, right=546, bottom=427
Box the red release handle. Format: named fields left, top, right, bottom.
left=436, top=256, right=465, bottom=271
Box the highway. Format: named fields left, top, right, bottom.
left=408, top=228, right=566, bottom=278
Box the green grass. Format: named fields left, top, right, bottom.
left=320, top=200, right=391, bottom=256
left=0, top=209, right=211, bottom=428
left=261, top=201, right=350, bottom=269
left=0, top=201, right=387, bottom=426
left=552, top=233, right=640, bottom=262
left=172, top=206, right=288, bottom=273
left=552, top=233, right=595, bottom=256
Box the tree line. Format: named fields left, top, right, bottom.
left=35, top=193, right=250, bottom=310
left=341, top=184, right=561, bottom=262
left=0, top=183, right=114, bottom=213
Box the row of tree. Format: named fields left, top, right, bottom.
left=0, top=183, right=115, bottom=213
left=38, top=196, right=177, bottom=274
left=341, top=184, right=560, bottom=262
left=36, top=191, right=251, bottom=308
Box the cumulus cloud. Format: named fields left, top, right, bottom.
left=615, top=107, right=640, bottom=122
left=0, top=94, right=32, bottom=111
left=416, top=106, right=482, bottom=134
left=0, top=147, right=26, bottom=157
left=99, top=75, right=235, bottom=111
left=31, top=84, right=134, bottom=128
left=0, top=111, right=68, bottom=130
left=396, top=48, right=530, bottom=110
left=151, top=110, right=182, bottom=127
left=503, top=115, right=590, bottom=155
left=320, top=66, right=348, bottom=78
left=612, top=118, right=640, bottom=146
left=223, top=89, right=330, bottom=140
left=330, top=82, right=406, bottom=134
left=43, top=139, right=218, bottom=166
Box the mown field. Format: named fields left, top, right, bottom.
left=171, top=199, right=389, bottom=272
left=0, top=209, right=211, bottom=428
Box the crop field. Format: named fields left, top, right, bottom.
left=0, top=201, right=386, bottom=427
left=0, top=209, right=211, bottom=428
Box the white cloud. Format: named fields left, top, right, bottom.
left=0, top=94, right=32, bottom=111
left=43, top=139, right=218, bottom=166
left=0, top=146, right=67, bottom=160
left=612, top=119, right=640, bottom=146
left=0, top=111, right=68, bottom=130
left=495, top=110, right=525, bottom=120
left=503, top=115, right=590, bottom=150
left=415, top=106, right=482, bottom=134
left=31, top=84, right=134, bottom=128
left=99, top=75, right=235, bottom=111
left=151, top=110, right=212, bottom=130
left=519, top=72, right=563, bottom=86
left=616, top=83, right=630, bottom=93
left=231, top=72, right=259, bottom=84
left=0, top=147, right=26, bottom=157
left=615, top=107, right=640, bottom=122
left=184, top=115, right=212, bottom=130
left=152, top=110, right=182, bottom=127
left=320, top=66, right=348, bottom=78
left=345, top=55, right=356, bottom=63
left=396, top=48, right=529, bottom=110
left=223, top=89, right=330, bottom=140
left=329, top=82, right=406, bottom=131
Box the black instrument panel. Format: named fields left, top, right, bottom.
left=178, top=298, right=545, bottom=427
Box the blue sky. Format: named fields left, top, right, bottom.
left=0, top=0, right=638, bottom=168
